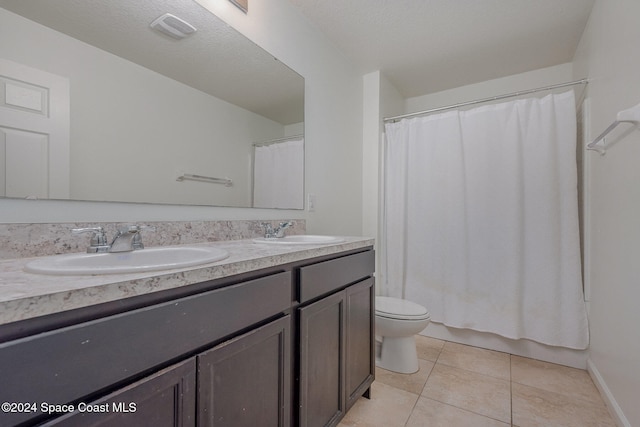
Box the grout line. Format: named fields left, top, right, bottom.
left=424, top=342, right=512, bottom=425
left=420, top=395, right=512, bottom=425
left=513, top=381, right=612, bottom=407
left=434, top=340, right=513, bottom=382
left=403, top=396, right=419, bottom=427
left=402, top=340, right=446, bottom=425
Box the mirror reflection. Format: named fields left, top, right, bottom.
left=0, top=0, right=304, bottom=209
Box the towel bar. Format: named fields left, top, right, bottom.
left=176, top=173, right=232, bottom=187
left=587, top=102, right=640, bottom=155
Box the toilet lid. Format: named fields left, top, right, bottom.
left=375, top=296, right=430, bottom=320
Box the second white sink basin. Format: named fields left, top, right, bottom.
left=253, top=235, right=345, bottom=245
left=24, top=246, right=229, bottom=275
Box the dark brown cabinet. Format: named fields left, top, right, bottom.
left=42, top=358, right=196, bottom=427
left=41, top=316, right=291, bottom=427
left=198, top=316, right=291, bottom=427
left=0, top=272, right=291, bottom=427
left=0, top=247, right=374, bottom=427
left=297, top=251, right=375, bottom=427
left=299, top=291, right=347, bottom=427
left=345, top=278, right=375, bottom=410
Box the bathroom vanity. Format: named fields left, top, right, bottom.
left=0, top=238, right=374, bottom=427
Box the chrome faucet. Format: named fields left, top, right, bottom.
left=109, top=225, right=156, bottom=253
left=72, top=224, right=155, bottom=253
left=260, top=221, right=293, bottom=238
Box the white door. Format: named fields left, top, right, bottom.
left=0, top=58, right=70, bottom=199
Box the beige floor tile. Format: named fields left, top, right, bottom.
left=338, top=381, right=419, bottom=427
left=511, top=356, right=603, bottom=404
left=406, top=397, right=510, bottom=427
left=375, top=359, right=435, bottom=395
left=422, top=363, right=511, bottom=423
left=512, top=382, right=616, bottom=427
left=438, top=342, right=511, bottom=380
left=415, top=335, right=445, bottom=362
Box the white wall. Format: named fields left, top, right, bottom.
left=362, top=70, right=403, bottom=285
left=405, top=63, right=574, bottom=112
left=362, top=72, right=381, bottom=242
left=362, top=71, right=404, bottom=239
left=0, top=0, right=364, bottom=235
left=573, top=1, right=640, bottom=425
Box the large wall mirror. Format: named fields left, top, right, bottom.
left=0, top=0, right=304, bottom=209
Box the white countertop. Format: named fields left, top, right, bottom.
left=0, top=237, right=374, bottom=326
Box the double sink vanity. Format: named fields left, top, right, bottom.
left=0, top=230, right=375, bottom=427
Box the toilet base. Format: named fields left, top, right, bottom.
left=376, top=335, right=419, bottom=374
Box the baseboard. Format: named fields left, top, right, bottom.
left=587, top=359, right=631, bottom=427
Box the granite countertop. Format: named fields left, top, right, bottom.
left=0, top=237, right=374, bottom=326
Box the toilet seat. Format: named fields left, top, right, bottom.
left=375, top=296, right=430, bottom=321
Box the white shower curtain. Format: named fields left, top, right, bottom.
left=253, top=138, right=304, bottom=209
left=383, top=91, right=589, bottom=349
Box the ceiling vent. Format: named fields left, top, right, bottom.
left=150, top=13, right=197, bottom=40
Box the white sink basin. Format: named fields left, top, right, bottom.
left=252, top=235, right=345, bottom=245
left=25, top=246, right=229, bottom=275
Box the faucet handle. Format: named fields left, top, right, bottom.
left=275, top=221, right=293, bottom=238
left=116, top=224, right=157, bottom=234
left=130, top=225, right=156, bottom=250
left=116, top=224, right=137, bottom=234
left=115, top=224, right=156, bottom=249
left=260, top=222, right=275, bottom=238
left=72, top=227, right=109, bottom=253
left=72, top=226, right=104, bottom=234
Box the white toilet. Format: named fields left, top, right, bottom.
left=375, top=296, right=430, bottom=374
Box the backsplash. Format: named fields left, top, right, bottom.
left=0, top=219, right=306, bottom=260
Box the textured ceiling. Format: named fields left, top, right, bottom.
left=287, top=0, right=595, bottom=97
left=2, top=0, right=596, bottom=113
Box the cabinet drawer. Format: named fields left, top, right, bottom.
left=298, top=250, right=374, bottom=303
left=0, top=271, right=291, bottom=426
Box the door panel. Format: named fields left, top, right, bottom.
left=345, top=278, right=375, bottom=409
left=298, top=291, right=346, bottom=427
left=198, top=316, right=291, bottom=427
left=1, top=127, right=48, bottom=197
left=42, top=358, right=196, bottom=427
left=0, top=58, right=69, bottom=198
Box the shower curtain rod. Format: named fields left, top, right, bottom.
left=252, top=134, right=303, bottom=147
left=383, top=79, right=588, bottom=123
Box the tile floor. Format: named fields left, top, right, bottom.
left=339, top=336, right=616, bottom=427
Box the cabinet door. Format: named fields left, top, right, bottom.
left=345, top=278, right=375, bottom=410
left=298, top=291, right=346, bottom=427
left=43, top=358, right=196, bottom=427
left=198, top=316, right=291, bottom=427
